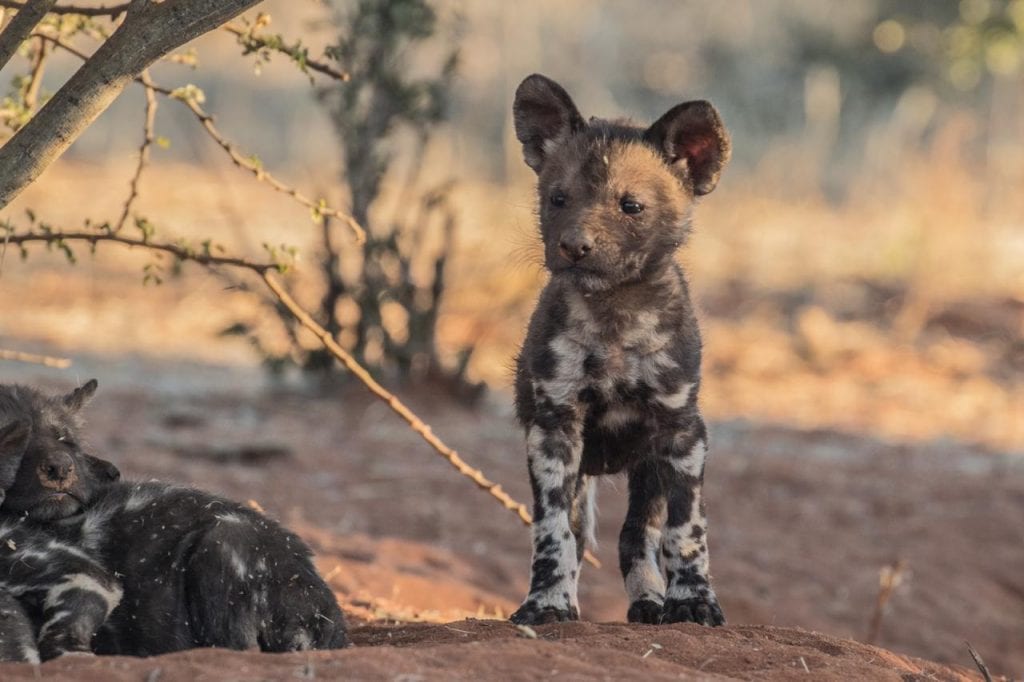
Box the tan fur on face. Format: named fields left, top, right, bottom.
left=605, top=141, right=690, bottom=215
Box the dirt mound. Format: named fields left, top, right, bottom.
left=0, top=620, right=979, bottom=681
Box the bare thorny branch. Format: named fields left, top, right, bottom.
left=222, top=13, right=350, bottom=83
left=114, top=68, right=156, bottom=233
left=30, top=28, right=366, bottom=243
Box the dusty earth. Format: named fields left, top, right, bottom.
left=0, top=620, right=979, bottom=681
left=0, top=355, right=1019, bottom=680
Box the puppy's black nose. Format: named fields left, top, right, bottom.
left=38, top=453, right=76, bottom=490
left=559, top=234, right=594, bottom=262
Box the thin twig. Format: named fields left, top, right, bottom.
left=261, top=271, right=601, bottom=569
left=114, top=68, right=157, bottom=233
left=175, top=93, right=365, bottom=243
left=222, top=21, right=349, bottom=83
left=3, top=230, right=280, bottom=273
left=31, top=29, right=367, bottom=244
left=23, top=35, right=50, bottom=112
left=0, top=1, right=129, bottom=18
left=965, top=642, right=993, bottom=682
left=0, top=348, right=71, bottom=368
left=866, top=560, right=906, bottom=645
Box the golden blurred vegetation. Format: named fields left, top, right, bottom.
left=2, top=0, right=1021, bottom=450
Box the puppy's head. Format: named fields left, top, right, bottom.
left=0, top=380, right=120, bottom=521
left=513, top=74, right=730, bottom=291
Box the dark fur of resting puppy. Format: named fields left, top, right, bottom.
left=0, top=380, right=347, bottom=659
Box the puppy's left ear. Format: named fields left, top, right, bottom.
left=645, top=100, right=731, bottom=196
left=63, top=379, right=98, bottom=413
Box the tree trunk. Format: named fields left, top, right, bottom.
left=0, top=0, right=262, bottom=208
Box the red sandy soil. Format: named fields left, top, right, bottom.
left=0, top=359, right=1019, bottom=680
left=1, top=620, right=979, bottom=681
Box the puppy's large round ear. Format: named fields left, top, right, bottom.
left=644, top=100, right=731, bottom=196
left=513, top=74, right=586, bottom=174
left=63, top=378, right=98, bottom=413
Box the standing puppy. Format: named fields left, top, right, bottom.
left=509, top=74, right=729, bottom=626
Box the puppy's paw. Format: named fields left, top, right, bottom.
left=509, top=600, right=579, bottom=625
left=661, top=595, right=725, bottom=627
left=626, top=598, right=664, bottom=624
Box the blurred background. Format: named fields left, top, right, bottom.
left=1, top=0, right=1022, bottom=674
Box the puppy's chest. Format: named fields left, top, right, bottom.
left=545, top=313, right=681, bottom=407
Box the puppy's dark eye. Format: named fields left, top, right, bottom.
left=550, top=192, right=567, bottom=208
left=620, top=198, right=644, bottom=215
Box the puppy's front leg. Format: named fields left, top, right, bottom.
left=660, top=418, right=725, bottom=626
left=511, top=407, right=584, bottom=625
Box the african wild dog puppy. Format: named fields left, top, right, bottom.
left=0, top=380, right=348, bottom=658
left=509, top=75, right=730, bottom=626
left=0, top=381, right=124, bottom=662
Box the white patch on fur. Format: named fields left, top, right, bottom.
left=228, top=549, right=249, bottom=580
left=670, top=436, right=707, bottom=478
left=624, top=526, right=666, bottom=604
left=620, top=311, right=662, bottom=349
left=663, top=492, right=710, bottom=600
left=37, top=610, right=71, bottom=640
left=20, top=644, right=40, bottom=665
left=582, top=478, right=598, bottom=551
left=542, top=137, right=560, bottom=155
left=539, top=335, right=587, bottom=405
left=124, top=487, right=157, bottom=512
left=216, top=512, right=245, bottom=525
left=44, top=573, right=122, bottom=615
left=47, top=540, right=93, bottom=563
left=658, top=382, right=695, bottom=410
left=79, top=508, right=114, bottom=552
left=638, top=350, right=677, bottom=387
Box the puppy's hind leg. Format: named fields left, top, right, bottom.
left=186, top=515, right=347, bottom=652
left=619, top=459, right=668, bottom=624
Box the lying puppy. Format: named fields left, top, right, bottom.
left=0, top=380, right=347, bottom=659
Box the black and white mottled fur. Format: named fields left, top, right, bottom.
left=508, top=75, right=730, bottom=626
left=43, top=480, right=348, bottom=655
left=0, top=381, right=347, bottom=659
left=0, top=382, right=123, bottom=662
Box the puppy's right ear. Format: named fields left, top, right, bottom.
left=63, top=378, right=98, bottom=413
left=513, top=74, right=585, bottom=174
